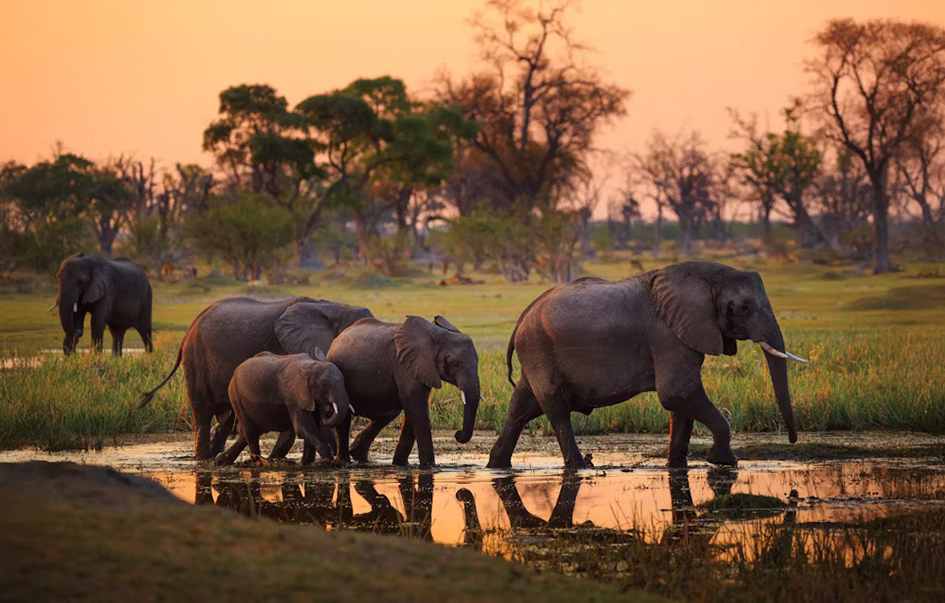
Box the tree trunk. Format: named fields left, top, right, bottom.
left=653, top=206, right=663, bottom=260
left=870, top=168, right=891, bottom=274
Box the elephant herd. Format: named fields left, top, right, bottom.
left=58, top=253, right=807, bottom=469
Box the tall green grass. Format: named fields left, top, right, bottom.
left=0, top=349, right=189, bottom=450
left=2, top=326, right=943, bottom=451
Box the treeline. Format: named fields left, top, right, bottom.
left=1, top=2, right=943, bottom=281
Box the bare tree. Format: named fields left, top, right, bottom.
left=638, top=130, right=717, bottom=257
left=807, top=18, right=945, bottom=273
left=896, top=117, right=945, bottom=252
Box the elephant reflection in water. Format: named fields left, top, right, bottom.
left=194, top=471, right=434, bottom=538
left=456, top=474, right=637, bottom=551
left=456, top=469, right=798, bottom=555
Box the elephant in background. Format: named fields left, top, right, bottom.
left=327, top=315, right=481, bottom=467
left=489, top=261, right=807, bottom=470
left=56, top=253, right=153, bottom=356
left=140, top=296, right=373, bottom=459
left=214, top=351, right=350, bottom=466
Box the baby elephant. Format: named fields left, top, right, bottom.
left=328, top=315, right=480, bottom=467
left=215, top=351, right=349, bottom=466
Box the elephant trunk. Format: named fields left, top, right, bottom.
left=751, top=313, right=798, bottom=444
left=455, top=379, right=480, bottom=444
left=320, top=389, right=350, bottom=428
left=59, top=289, right=78, bottom=355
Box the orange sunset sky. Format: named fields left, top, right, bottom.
left=2, top=0, right=943, bottom=194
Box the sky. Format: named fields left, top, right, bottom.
left=1, top=0, right=943, bottom=214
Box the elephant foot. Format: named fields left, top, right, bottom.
left=667, top=455, right=689, bottom=469
left=247, top=455, right=274, bottom=467
left=214, top=452, right=233, bottom=467
left=350, top=448, right=369, bottom=463
left=706, top=444, right=738, bottom=467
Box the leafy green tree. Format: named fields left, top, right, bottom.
left=297, top=77, right=475, bottom=266
left=730, top=102, right=824, bottom=248
left=185, top=193, right=293, bottom=281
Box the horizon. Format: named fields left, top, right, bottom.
left=1, top=0, right=943, bottom=217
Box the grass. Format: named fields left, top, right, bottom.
left=0, top=461, right=664, bottom=603
left=2, top=252, right=945, bottom=450
left=495, top=506, right=945, bottom=603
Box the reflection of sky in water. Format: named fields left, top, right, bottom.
left=4, top=440, right=943, bottom=559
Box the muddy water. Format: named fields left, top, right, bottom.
left=3, top=436, right=944, bottom=561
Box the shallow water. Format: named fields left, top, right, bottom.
left=3, top=438, right=943, bottom=560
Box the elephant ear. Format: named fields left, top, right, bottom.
left=394, top=316, right=441, bottom=389
left=81, top=266, right=108, bottom=304
left=280, top=359, right=317, bottom=412
left=274, top=303, right=335, bottom=358
left=650, top=266, right=723, bottom=356
left=433, top=315, right=460, bottom=333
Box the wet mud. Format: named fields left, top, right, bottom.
left=2, top=431, right=943, bottom=564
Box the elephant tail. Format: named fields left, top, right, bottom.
left=139, top=346, right=182, bottom=407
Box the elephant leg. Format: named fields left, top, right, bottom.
left=335, top=413, right=352, bottom=462
left=392, top=415, right=416, bottom=466
left=192, top=406, right=214, bottom=460
left=245, top=429, right=263, bottom=461
left=268, top=429, right=295, bottom=461
left=215, top=433, right=247, bottom=466
left=487, top=382, right=543, bottom=469
left=108, top=325, right=125, bottom=357
left=89, top=310, right=107, bottom=353
left=136, top=326, right=154, bottom=353
left=210, top=408, right=235, bottom=456
left=402, top=394, right=434, bottom=467
left=667, top=411, right=695, bottom=468
left=532, top=380, right=584, bottom=469
left=291, top=409, right=334, bottom=460
left=684, top=385, right=736, bottom=466
left=349, top=411, right=400, bottom=463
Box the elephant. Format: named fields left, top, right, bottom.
left=326, top=315, right=481, bottom=467
left=198, top=470, right=434, bottom=539
left=55, top=253, right=153, bottom=356
left=214, top=351, right=350, bottom=466
left=488, top=261, right=807, bottom=470
left=139, top=296, right=373, bottom=460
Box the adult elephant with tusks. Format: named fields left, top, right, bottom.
left=327, top=315, right=481, bottom=467
left=488, top=261, right=807, bottom=470
left=54, top=253, right=153, bottom=356
left=139, top=297, right=373, bottom=460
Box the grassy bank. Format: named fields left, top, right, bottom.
left=0, top=461, right=663, bottom=603
left=2, top=255, right=945, bottom=450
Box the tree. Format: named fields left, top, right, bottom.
left=807, top=18, right=945, bottom=273
left=896, top=117, right=945, bottom=253
left=185, top=193, right=293, bottom=281
left=638, top=130, right=718, bottom=257
left=297, top=77, right=474, bottom=267
left=435, top=0, right=628, bottom=281
left=729, top=102, right=824, bottom=248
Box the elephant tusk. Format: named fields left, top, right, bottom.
left=461, top=391, right=466, bottom=406
left=73, top=303, right=78, bottom=313
left=760, top=341, right=808, bottom=363
left=785, top=351, right=808, bottom=363
left=46, top=303, right=58, bottom=313
left=759, top=341, right=788, bottom=359
left=332, top=402, right=338, bottom=416
left=349, top=401, right=358, bottom=415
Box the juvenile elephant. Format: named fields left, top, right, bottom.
left=488, top=261, right=807, bottom=470
left=140, top=296, right=373, bottom=459
left=56, top=253, right=153, bottom=356
left=214, top=351, right=349, bottom=465
left=327, top=315, right=481, bottom=467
